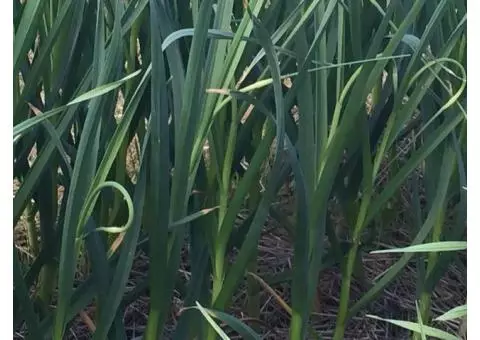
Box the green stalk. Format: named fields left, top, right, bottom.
left=335, top=241, right=359, bottom=335
left=107, top=135, right=128, bottom=226
left=14, top=70, right=19, bottom=111
left=53, top=0, right=119, bottom=336
left=190, top=0, right=265, bottom=169
left=212, top=89, right=239, bottom=306
left=315, top=0, right=329, bottom=160
left=210, top=118, right=276, bottom=307
left=144, top=1, right=170, bottom=338
left=25, top=200, right=39, bottom=257
left=148, top=0, right=214, bottom=337
left=418, top=206, right=447, bottom=327
left=369, top=72, right=383, bottom=115
left=245, top=119, right=264, bottom=329
left=125, top=7, right=144, bottom=98
left=37, top=261, right=57, bottom=316
left=205, top=1, right=239, bottom=330
left=246, top=252, right=260, bottom=328
left=412, top=155, right=426, bottom=299
left=288, top=1, right=318, bottom=337
left=335, top=2, right=344, bottom=102
left=220, top=98, right=239, bottom=223
left=36, top=155, right=58, bottom=317
left=334, top=114, right=373, bottom=339
left=212, top=245, right=226, bottom=303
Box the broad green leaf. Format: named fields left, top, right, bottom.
left=415, top=300, right=427, bottom=340
left=434, top=305, right=467, bottom=322
left=370, top=241, right=467, bottom=254
left=13, top=0, right=46, bottom=74
left=189, top=304, right=262, bottom=340
left=68, top=69, right=141, bottom=105
left=170, top=207, right=219, bottom=228
left=195, top=302, right=231, bottom=340
left=13, top=69, right=141, bottom=138
left=366, top=315, right=459, bottom=340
